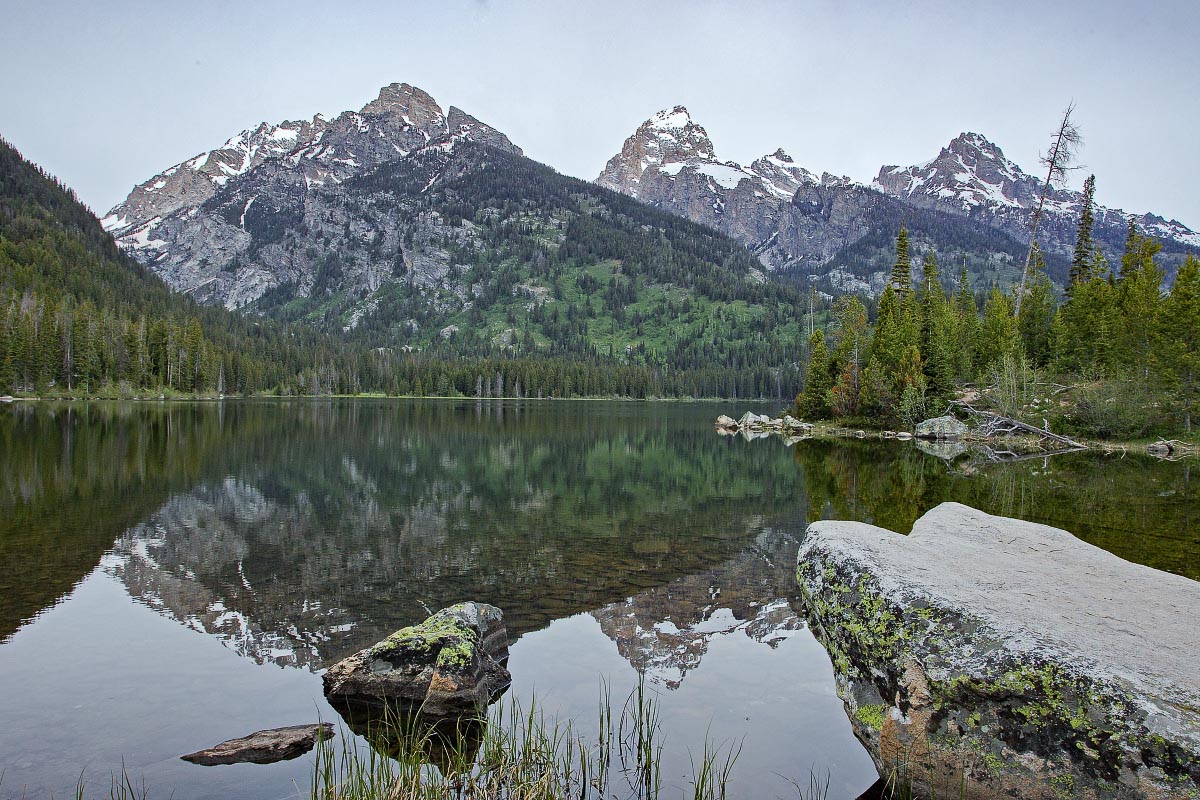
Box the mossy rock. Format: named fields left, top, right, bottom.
left=796, top=502, right=1200, bottom=800
left=323, top=602, right=510, bottom=718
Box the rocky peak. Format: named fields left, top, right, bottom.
left=749, top=148, right=819, bottom=199
left=447, top=106, right=523, bottom=155
left=596, top=105, right=717, bottom=195
left=873, top=131, right=1032, bottom=210
left=104, top=82, right=520, bottom=243
left=360, top=82, right=446, bottom=135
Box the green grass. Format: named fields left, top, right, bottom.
left=66, top=678, right=750, bottom=800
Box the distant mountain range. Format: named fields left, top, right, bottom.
left=89, top=84, right=808, bottom=378
left=102, top=82, right=1198, bottom=318
left=597, top=107, right=1199, bottom=292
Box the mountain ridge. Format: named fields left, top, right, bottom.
left=597, top=108, right=1199, bottom=288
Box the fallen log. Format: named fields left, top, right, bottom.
left=952, top=403, right=1087, bottom=451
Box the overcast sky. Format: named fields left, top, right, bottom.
left=4, top=0, right=1198, bottom=227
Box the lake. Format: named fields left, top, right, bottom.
left=1, top=399, right=1196, bottom=800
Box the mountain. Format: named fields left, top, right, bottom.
left=873, top=132, right=1200, bottom=280
left=104, top=83, right=520, bottom=309
left=598, top=110, right=1199, bottom=291
left=102, top=85, right=810, bottom=382
left=0, top=135, right=360, bottom=396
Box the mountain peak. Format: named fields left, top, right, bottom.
left=596, top=106, right=716, bottom=195
left=946, top=131, right=1007, bottom=162
left=647, top=106, right=693, bottom=130
left=359, top=82, right=445, bottom=133
left=104, top=82, right=519, bottom=260
left=873, top=131, right=1029, bottom=210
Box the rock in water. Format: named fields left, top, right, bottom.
left=181, top=724, right=333, bottom=765
left=323, top=602, right=510, bottom=717
left=913, top=415, right=968, bottom=440
left=796, top=502, right=1200, bottom=800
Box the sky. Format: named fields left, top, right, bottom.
left=3, top=0, right=1199, bottom=227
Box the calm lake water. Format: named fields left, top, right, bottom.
left=0, top=399, right=1196, bottom=800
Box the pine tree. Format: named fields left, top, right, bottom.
left=0, top=304, right=14, bottom=393
left=952, top=267, right=979, bottom=380
left=1018, top=244, right=1056, bottom=366
left=890, top=227, right=912, bottom=293
left=1069, top=175, right=1097, bottom=291
left=916, top=251, right=955, bottom=397
left=1054, top=274, right=1118, bottom=376
left=1115, top=221, right=1164, bottom=377
left=797, top=329, right=832, bottom=419
left=861, top=284, right=919, bottom=414
left=1158, top=256, right=1200, bottom=431
left=976, top=287, right=1020, bottom=373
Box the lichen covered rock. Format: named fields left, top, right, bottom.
left=914, top=415, right=968, bottom=440
left=323, top=602, right=510, bottom=717
left=796, top=502, right=1200, bottom=799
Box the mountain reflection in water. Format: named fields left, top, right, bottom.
left=0, top=399, right=1196, bottom=800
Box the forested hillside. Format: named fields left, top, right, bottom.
left=0, top=137, right=363, bottom=395
left=0, top=138, right=802, bottom=399
left=272, top=142, right=809, bottom=383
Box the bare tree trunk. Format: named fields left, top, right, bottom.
left=1016, top=104, right=1082, bottom=316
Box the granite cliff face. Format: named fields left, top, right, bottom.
left=102, top=83, right=520, bottom=310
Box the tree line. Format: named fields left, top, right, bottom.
left=795, top=176, right=1200, bottom=437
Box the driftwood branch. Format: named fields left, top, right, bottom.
left=952, top=402, right=1087, bottom=450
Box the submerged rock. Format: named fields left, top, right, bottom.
left=323, top=602, right=510, bottom=718
left=180, top=723, right=333, bottom=765
left=796, top=502, right=1200, bottom=799
left=914, top=415, right=968, bottom=440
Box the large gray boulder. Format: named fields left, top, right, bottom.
left=323, top=602, right=510, bottom=717
left=914, top=415, right=969, bottom=440
left=796, top=502, right=1200, bottom=799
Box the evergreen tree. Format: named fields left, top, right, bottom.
left=861, top=284, right=919, bottom=415
left=797, top=329, right=832, bottom=419
left=916, top=251, right=954, bottom=397
left=1116, top=222, right=1164, bottom=378
left=1018, top=244, right=1056, bottom=367
left=1069, top=175, right=1097, bottom=290
left=976, top=287, right=1020, bottom=373
left=890, top=227, right=912, bottom=293
left=952, top=267, right=979, bottom=380
left=1054, top=274, right=1118, bottom=376
left=1158, top=256, right=1200, bottom=431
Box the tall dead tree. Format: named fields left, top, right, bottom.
left=1015, top=104, right=1083, bottom=316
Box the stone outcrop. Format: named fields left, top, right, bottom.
left=796, top=502, right=1200, bottom=799
left=914, top=415, right=968, bottom=440
left=715, top=412, right=812, bottom=442
left=180, top=723, right=333, bottom=765
left=323, top=602, right=510, bottom=717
